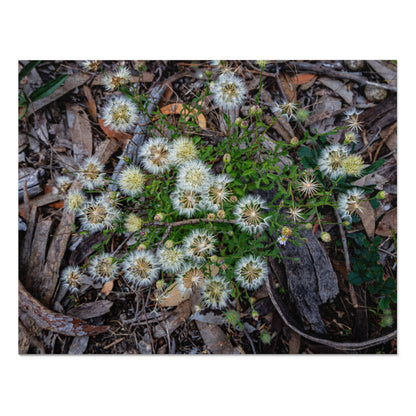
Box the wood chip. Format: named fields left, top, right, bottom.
left=67, top=300, right=113, bottom=320
left=83, top=85, right=97, bottom=121
left=158, top=283, right=190, bottom=307
left=288, top=330, right=301, bottom=354
left=318, top=77, right=354, bottom=105
left=68, top=336, right=90, bottom=354
left=66, top=103, right=93, bottom=162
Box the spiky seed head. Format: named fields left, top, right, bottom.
left=344, top=107, right=363, bottom=133
left=81, top=60, right=100, bottom=72
left=297, top=173, right=321, bottom=198
left=157, top=246, right=185, bottom=273
left=183, top=229, right=217, bottom=264
left=55, top=175, right=73, bottom=193
left=122, top=250, right=159, bottom=288
left=234, top=195, right=269, bottom=234
left=318, top=144, right=350, bottom=179
left=102, top=96, right=139, bottom=132
left=295, top=107, right=310, bottom=123
left=118, top=165, right=145, bottom=197
left=177, top=159, right=212, bottom=192
left=65, top=190, right=86, bottom=213
left=77, top=156, right=106, bottom=190
left=235, top=255, right=268, bottom=290
left=212, top=72, right=247, bottom=111
left=139, top=137, right=172, bottom=174
left=273, top=101, right=298, bottom=120
left=204, top=174, right=232, bottom=212
left=344, top=132, right=359, bottom=145
left=79, top=196, right=119, bottom=232
left=337, top=188, right=365, bottom=220
left=176, top=265, right=205, bottom=294
left=169, top=137, right=199, bottom=166
left=281, top=226, right=293, bottom=237
left=287, top=206, right=304, bottom=223
left=256, top=60, right=268, bottom=69
left=61, top=266, right=84, bottom=293
left=89, top=253, right=119, bottom=283
left=171, top=187, right=204, bottom=218
left=124, top=213, right=144, bottom=233
left=201, top=275, right=231, bottom=310
left=103, top=66, right=132, bottom=91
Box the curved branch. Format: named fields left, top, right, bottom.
left=266, top=269, right=396, bottom=352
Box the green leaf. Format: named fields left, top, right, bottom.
left=297, top=146, right=312, bottom=158
left=29, top=74, right=68, bottom=102
left=378, top=297, right=390, bottom=311
left=360, top=159, right=385, bottom=177
left=19, top=60, right=41, bottom=82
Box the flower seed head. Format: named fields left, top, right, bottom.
left=124, top=213, right=144, bottom=233
left=341, top=154, right=364, bottom=177
left=212, top=73, right=247, bottom=111
left=177, top=160, right=212, bottom=192
left=171, top=187, right=204, bottom=218
left=320, top=232, right=331, bottom=242
left=183, top=229, right=217, bottom=264
left=235, top=255, right=268, bottom=290
left=169, top=137, right=199, bottom=166
left=318, top=144, right=349, bottom=179
left=234, top=195, right=269, bottom=234
left=77, top=156, right=106, bottom=190
left=118, top=165, right=145, bottom=197
left=65, top=190, right=86, bottom=213
left=139, top=137, right=172, bottom=174
left=201, top=275, right=231, bottom=309
left=176, top=264, right=205, bottom=294
left=61, top=266, right=84, bottom=293
left=102, top=96, right=139, bottom=132
left=122, top=250, right=159, bottom=288
left=89, top=253, right=119, bottom=283
left=157, top=246, right=185, bottom=273
left=80, top=196, right=120, bottom=232
left=103, top=66, right=131, bottom=91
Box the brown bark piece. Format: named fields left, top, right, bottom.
left=19, top=281, right=110, bottom=337
left=66, top=103, right=93, bottom=162
left=25, top=218, right=53, bottom=299
left=152, top=300, right=192, bottom=339
left=83, top=85, right=97, bottom=121
left=67, top=300, right=113, bottom=320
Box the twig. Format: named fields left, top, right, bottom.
left=144, top=218, right=237, bottom=229
left=334, top=209, right=358, bottom=309
left=288, top=62, right=397, bottom=93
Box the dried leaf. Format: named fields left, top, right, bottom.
left=358, top=200, right=376, bottom=238
left=280, top=72, right=297, bottom=102
left=68, top=300, right=114, bottom=320
left=318, top=77, right=354, bottom=105
left=375, top=208, right=397, bottom=237
left=158, top=283, right=190, bottom=307
left=83, top=85, right=97, bottom=121
left=152, top=300, right=192, bottom=338
left=159, top=103, right=207, bottom=129
left=99, top=118, right=132, bottom=147
left=290, top=73, right=317, bottom=86
left=101, top=280, right=114, bottom=296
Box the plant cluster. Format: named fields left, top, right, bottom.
left=57, top=60, right=395, bottom=332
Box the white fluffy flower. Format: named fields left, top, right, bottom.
left=176, top=159, right=212, bottom=192
left=169, top=137, right=198, bottom=166
left=60, top=266, right=84, bottom=293
left=139, top=137, right=172, bottom=174
left=212, top=73, right=246, bottom=111
left=102, top=95, right=139, bottom=132
left=122, top=250, right=160, bottom=288
left=176, top=264, right=205, bottom=294
left=234, top=195, right=269, bottom=234
left=103, top=66, right=132, bottom=91
left=318, top=144, right=350, bottom=179
left=337, top=188, right=366, bottom=221
left=118, top=165, right=146, bottom=197
left=183, top=229, right=217, bottom=263
left=89, top=253, right=120, bottom=283
left=157, top=246, right=186, bottom=274
left=235, top=255, right=268, bottom=290
left=171, top=187, right=205, bottom=218
left=77, top=156, right=106, bottom=190
left=79, top=196, right=120, bottom=232
left=201, top=275, right=231, bottom=310
left=203, top=174, right=233, bottom=212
